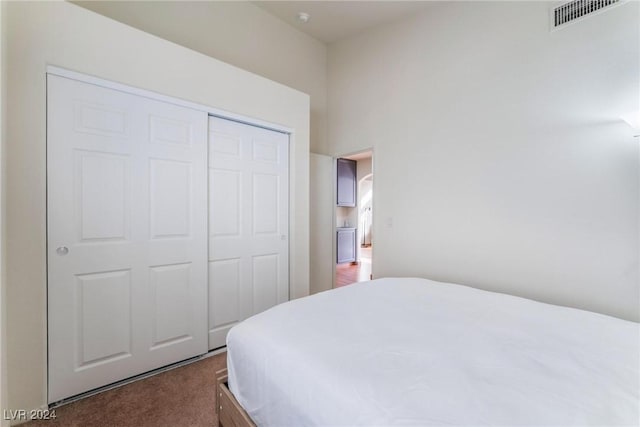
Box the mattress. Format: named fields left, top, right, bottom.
left=226, top=277, right=639, bottom=426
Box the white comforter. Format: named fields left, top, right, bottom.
left=227, top=278, right=639, bottom=426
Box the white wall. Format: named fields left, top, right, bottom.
left=328, top=1, right=639, bottom=321
left=356, top=157, right=373, bottom=259
left=359, top=179, right=373, bottom=246
left=336, top=207, right=356, bottom=228
left=357, top=157, right=372, bottom=183
left=310, top=153, right=334, bottom=294
left=73, top=0, right=329, bottom=155
left=6, top=1, right=309, bottom=414
left=357, top=157, right=374, bottom=258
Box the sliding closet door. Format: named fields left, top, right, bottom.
left=208, top=117, right=289, bottom=349
left=47, top=75, right=208, bottom=403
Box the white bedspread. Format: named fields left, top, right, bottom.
left=226, top=278, right=639, bottom=426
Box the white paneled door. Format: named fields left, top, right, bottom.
left=208, top=117, right=289, bottom=349
left=47, top=75, right=208, bottom=402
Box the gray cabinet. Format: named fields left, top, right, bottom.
left=337, top=228, right=356, bottom=264
left=337, top=158, right=357, bottom=207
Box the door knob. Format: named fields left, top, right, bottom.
left=56, top=246, right=69, bottom=256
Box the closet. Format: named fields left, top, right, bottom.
left=207, top=116, right=289, bottom=349
left=47, top=73, right=290, bottom=403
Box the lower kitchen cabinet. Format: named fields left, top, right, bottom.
left=337, top=228, right=356, bottom=264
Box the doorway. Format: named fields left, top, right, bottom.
left=335, top=150, right=373, bottom=288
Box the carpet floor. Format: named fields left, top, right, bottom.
left=25, top=352, right=227, bottom=427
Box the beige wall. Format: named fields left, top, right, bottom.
left=356, top=157, right=372, bottom=184
left=328, top=1, right=639, bottom=320
left=310, top=153, right=334, bottom=294
left=0, top=0, right=6, bottom=423
left=6, top=0, right=309, bottom=414
left=356, top=157, right=373, bottom=261
left=73, top=0, right=328, bottom=155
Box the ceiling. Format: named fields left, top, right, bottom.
left=253, top=1, right=433, bottom=44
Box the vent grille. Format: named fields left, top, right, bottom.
left=553, top=0, right=621, bottom=28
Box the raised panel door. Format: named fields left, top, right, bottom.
left=48, top=75, right=208, bottom=402
left=208, top=116, right=289, bottom=350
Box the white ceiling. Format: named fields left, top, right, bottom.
left=253, top=1, right=433, bottom=44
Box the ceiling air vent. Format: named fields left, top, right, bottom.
left=552, top=0, right=622, bottom=29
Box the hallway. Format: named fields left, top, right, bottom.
left=336, top=246, right=371, bottom=288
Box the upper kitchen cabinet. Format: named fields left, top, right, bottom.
left=337, top=158, right=357, bottom=207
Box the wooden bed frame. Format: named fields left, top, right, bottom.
left=216, top=369, right=256, bottom=427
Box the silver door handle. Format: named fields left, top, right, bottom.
left=56, top=246, right=69, bottom=256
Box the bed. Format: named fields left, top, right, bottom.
left=219, top=277, right=639, bottom=426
